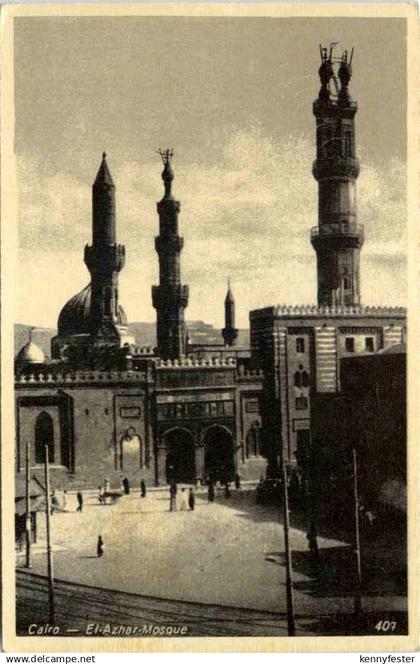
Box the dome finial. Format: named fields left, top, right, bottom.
left=102, top=151, right=107, bottom=160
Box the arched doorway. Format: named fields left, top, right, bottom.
left=203, top=426, right=234, bottom=484
left=120, top=427, right=143, bottom=471
left=35, top=411, right=54, bottom=465
left=164, top=429, right=195, bottom=484
left=246, top=422, right=261, bottom=457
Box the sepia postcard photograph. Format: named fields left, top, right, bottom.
left=1, top=2, right=418, bottom=653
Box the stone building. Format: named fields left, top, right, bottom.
left=250, top=47, right=406, bottom=477
left=15, top=152, right=264, bottom=489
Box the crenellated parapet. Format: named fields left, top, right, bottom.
left=155, top=357, right=237, bottom=369
left=16, top=369, right=147, bottom=385
left=251, top=303, right=406, bottom=320
left=236, top=364, right=264, bottom=381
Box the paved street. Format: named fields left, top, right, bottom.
left=17, top=487, right=407, bottom=636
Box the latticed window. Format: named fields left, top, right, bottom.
left=296, top=338, right=305, bottom=353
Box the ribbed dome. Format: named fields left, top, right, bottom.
left=16, top=341, right=45, bottom=365
left=58, top=284, right=91, bottom=335
left=57, top=283, right=128, bottom=336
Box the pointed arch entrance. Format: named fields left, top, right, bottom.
left=164, top=428, right=195, bottom=484
left=35, top=411, right=54, bottom=464
left=203, top=425, right=234, bottom=484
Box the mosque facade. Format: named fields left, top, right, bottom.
left=15, top=152, right=264, bottom=490
left=15, top=47, right=406, bottom=493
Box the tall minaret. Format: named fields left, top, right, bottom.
left=152, top=149, right=189, bottom=360
left=84, top=153, right=126, bottom=343
left=311, top=45, right=364, bottom=307
left=222, top=279, right=238, bottom=346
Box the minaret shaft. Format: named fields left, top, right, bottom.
left=152, top=151, right=189, bottom=360
left=222, top=280, right=238, bottom=346
left=311, top=48, right=364, bottom=308
left=84, top=153, right=126, bottom=337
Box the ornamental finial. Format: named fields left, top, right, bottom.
left=157, top=148, right=174, bottom=197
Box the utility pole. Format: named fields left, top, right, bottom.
left=25, top=440, right=31, bottom=568
left=44, top=445, right=55, bottom=624
left=282, top=464, right=295, bottom=636
left=353, top=448, right=362, bottom=616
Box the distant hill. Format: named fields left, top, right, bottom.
left=14, top=322, right=250, bottom=358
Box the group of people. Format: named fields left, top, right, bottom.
left=169, top=484, right=195, bottom=511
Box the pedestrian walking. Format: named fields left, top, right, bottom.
left=179, top=487, right=188, bottom=511
left=208, top=482, right=215, bottom=503
left=188, top=487, right=195, bottom=511
left=140, top=479, right=146, bottom=498
left=97, top=535, right=104, bottom=558
left=307, top=524, right=319, bottom=561
left=224, top=483, right=231, bottom=499
left=76, top=491, right=83, bottom=512
left=234, top=473, right=241, bottom=491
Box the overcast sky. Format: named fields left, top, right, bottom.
left=15, top=16, right=406, bottom=329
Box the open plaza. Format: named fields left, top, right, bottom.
left=17, top=485, right=407, bottom=636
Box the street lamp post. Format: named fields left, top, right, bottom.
left=352, top=447, right=362, bottom=616
left=44, top=445, right=55, bottom=624
left=25, top=440, right=31, bottom=568
left=282, top=463, right=296, bottom=636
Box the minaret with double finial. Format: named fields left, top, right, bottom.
left=152, top=150, right=189, bottom=360
left=222, top=278, right=238, bottom=346
left=84, top=153, right=126, bottom=343
left=311, top=45, right=364, bottom=307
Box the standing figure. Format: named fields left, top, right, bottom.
left=234, top=473, right=241, bottom=491
left=123, top=475, right=130, bottom=495
left=104, top=478, right=110, bottom=493
left=179, top=488, right=188, bottom=511
left=97, top=535, right=104, bottom=558
left=62, top=489, right=68, bottom=510
left=140, top=479, right=146, bottom=498
left=76, top=491, right=83, bottom=512
left=208, top=482, right=215, bottom=503
left=188, top=488, right=195, bottom=511
left=51, top=491, right=60, bottom=514
left=224, top=483, right=231, bottom=499
left=98, top=486, right=105, bottom=504
left=120, top=475, right=125, bottom=493
left=307, top=524, right=319, bottom=561
left=169, top=483, right=177, bottom=512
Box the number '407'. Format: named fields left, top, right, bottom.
left=375, top=620, right=397, bottom=632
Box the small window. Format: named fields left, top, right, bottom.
left=104, top=408, right=109, bottom=415
left=295, top=397, right=308, bottom=411
left=294, top=371, right=302, bottom=388
left=85, top=408, right=89, bottom=415
left=296, top=338, right=305, bottom=353
left=365, top=337, right=374, bottom=352
left=345, top=338, right=355, bottom=353
left=302, top=371, right=309, bottom=388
